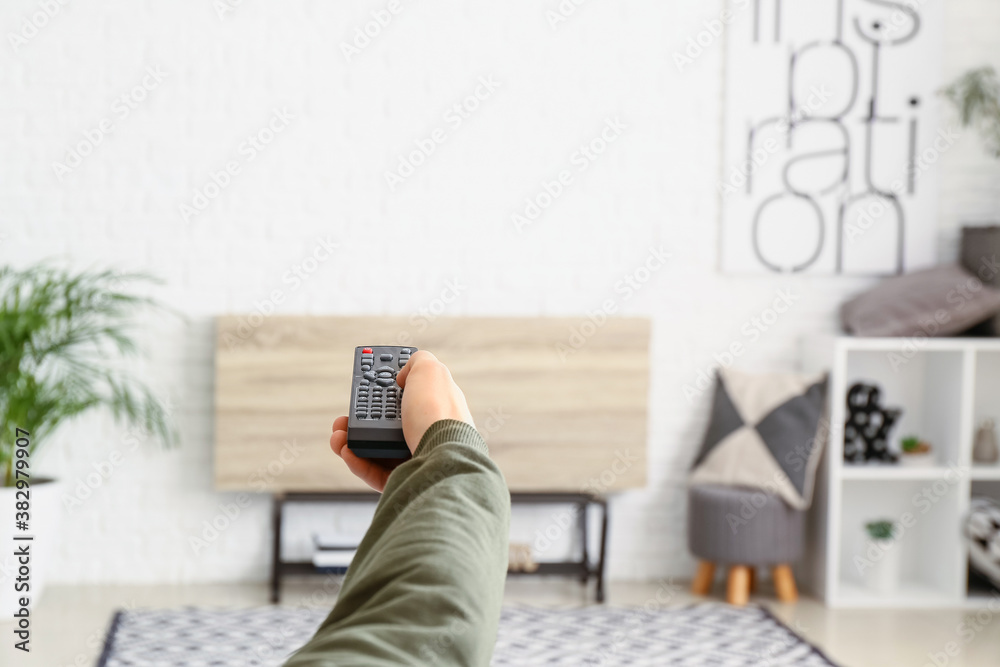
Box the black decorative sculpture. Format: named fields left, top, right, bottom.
left=844, top=382, right=902, bottom=464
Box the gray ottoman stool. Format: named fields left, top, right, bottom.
left=687, top=484, right=805, bottom=605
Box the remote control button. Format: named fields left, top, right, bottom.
left=362, top=347, right=372, bottom=353
left=375, top=365, right=395, bottom=373
left=376, top=378, right=394, bottom=386
left=362, top=364, right=371, bottom=372
left=380, top=353, right=393, bottom=361
left=363, top=372, right=376, bottom=381
left=377, top=372, right=393, bottom=380
left=398, top=358, right=408, bottom=368
left=355, top=412, right=365, bottom=419
left=360, top=379, right=370, bottom=386
left=371, top=411, right=382, bottom=418
left=400, top=348, right=411, bottom=353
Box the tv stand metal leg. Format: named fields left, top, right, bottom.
left=596, top=498, right=608, bottom=603
left=579, top=501, right=589, bottom=584
left=270, top=494, right=284, bottom=604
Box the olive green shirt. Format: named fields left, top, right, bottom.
left=284, top=419, right=510, bottom=666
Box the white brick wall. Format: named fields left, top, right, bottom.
left=1, top=0, right=998, bottom=584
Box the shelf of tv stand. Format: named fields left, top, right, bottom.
left=280, top=560, right=593, bottom=578
left=270, top=491, right=609, bottom=603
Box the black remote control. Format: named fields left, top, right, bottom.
left=346, top=346, right=416, bottom=459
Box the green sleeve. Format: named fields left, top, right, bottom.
left=283, top=419, right=511, bottom=667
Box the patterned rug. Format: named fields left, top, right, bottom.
left=97, top=603, right=838, bottom=666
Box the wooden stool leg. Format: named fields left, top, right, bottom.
left=691, top=561, right=715, bottom=595
left=748, top=566, right=756, bottom=593
left=726, top=565, right=751, bottom=606
left=773, top=564, right=798, bottom=603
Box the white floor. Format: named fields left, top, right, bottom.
left=3, top=578, right=1000, bottom=666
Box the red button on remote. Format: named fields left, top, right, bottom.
left=362, top=347, right=372, bottom=353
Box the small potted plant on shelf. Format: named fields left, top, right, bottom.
left=899, top=435, right=934, bottom=467
left=0, top=265, right=175, bottom=617
left=863, top=519, right=902, bottom=594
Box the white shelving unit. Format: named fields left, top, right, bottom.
left=801, top=337, right=1000, bottom=608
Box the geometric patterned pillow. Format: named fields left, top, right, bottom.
left=688, top=368, right=828, bottom=510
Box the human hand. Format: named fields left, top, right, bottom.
left=328, top=415, right=396, bottom=492
left=329, top=350, right=474, bottom=492
left=395, top=350, right=475, bottom=448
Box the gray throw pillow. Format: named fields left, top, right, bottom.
left=689, top=368, right=828, bottom=510
left=960, top=225, right=1000, bottom=288
left=840, top=264, right=1000, bottom=337
left=961, top=226, right=1000, bottom=335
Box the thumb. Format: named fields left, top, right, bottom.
left=395, top=349, right=436, bottom=388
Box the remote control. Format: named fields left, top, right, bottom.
left=346, top=346, right=416, bottom=459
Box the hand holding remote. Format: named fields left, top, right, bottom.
left=330, top=350, right=475, bottom=492
left=395, top=350, right=476, bottom=449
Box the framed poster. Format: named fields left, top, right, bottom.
left=720, top=0, right=944, bottom=274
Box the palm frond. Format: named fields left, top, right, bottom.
left=0, top=264, right=176, bottom=486
left=941, top=66, right=1000, bottom=158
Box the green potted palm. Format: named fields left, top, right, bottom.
left=942, top=66, right=1000, bottom=158
left=0, top=265, right=174, bottom=615
left=942, top=66, right=1000, bottom=317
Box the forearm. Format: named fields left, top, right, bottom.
left=284, top=419, right=511, bottom=667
